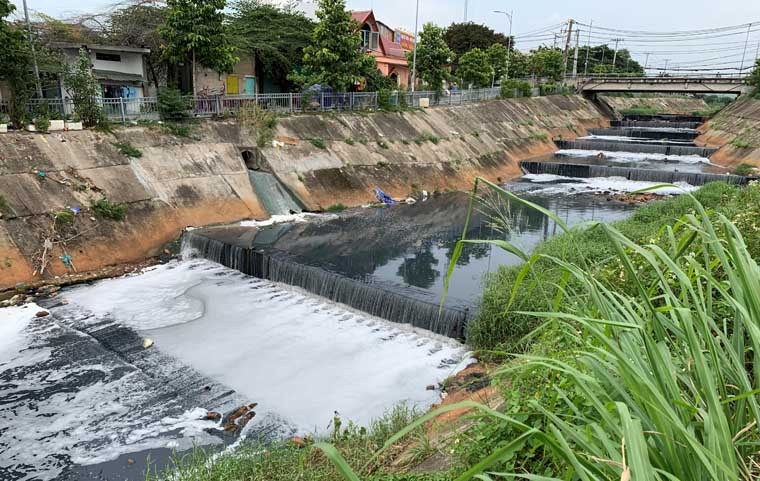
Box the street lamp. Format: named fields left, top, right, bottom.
left=411, top=0, right=420, bottom=92
left=494, top=10, right=513, bottom=79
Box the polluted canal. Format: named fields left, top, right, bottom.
left=0, top=114, right=743, bottom=480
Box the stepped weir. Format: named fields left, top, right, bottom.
left=520, top=161, right=747, bottom=186
left=555, top=139, right=717, bottom=157
left=586, top=128, right=699, bottom=141
left=182, top=231, right=471, bottom=339
left=610, top=120, right=702, bottom=129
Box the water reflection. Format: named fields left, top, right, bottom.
left=218, top=185, right=637, bottom=304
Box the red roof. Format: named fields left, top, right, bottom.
left=380, top=37, right=406, bottom=59
left=351, top=10, right=373, bottom=25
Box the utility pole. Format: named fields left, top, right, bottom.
left=22, top=0, right=43, bottom=98
left=664, top=58, right=670, bottom=75
left=740, top=22, right=753, bottom=73
left=584, top=19, right=593, bottom=76
left=562, top=19, right=574, bottom=78
left=611, top=37, right=623, bottom=72
left=410, top=0, right=420, bottom=92
left=572, top=29, right=580, bottom=78
left=464, top=0, right=468, bottom=22
left=644, top=52, right=651, bottom=73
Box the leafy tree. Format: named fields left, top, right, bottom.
left=748, top=59, right=760, bottom=97
left=108, top=2, right=167, bottom=88
left=581, top=44, right=643, bottom=75
left=160, top=0, right=238, bottom=94
left=457, top=48, right=492, bottom=88
left=411, top=23, right=454, bottom=92
left=64, top=48, right=103, bottom=127
left=0, top=0, right=35, bottom=127
left=528, top=46, right=564, bottom=81
left=230, top=0, right=314, bottom=91
left=507, top=49, right=530, bottom=78
left=444, top=22, right=511, bottom=58
left=289, top=0, right=375, bottom=91
left=487, top=43, right=509, bottom=81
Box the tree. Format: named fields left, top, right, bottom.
left=411, top=23, right=454, bottom=92
left=64, top=48, right=103, bottom=126
left=289, top=0, right=375, bottom=91
left=487, top=43, right=508, bottom=81
left=160, top=0, right=238, bottom=94
left=581, top=44, right=643, bottom=75
left=528, top=46, right=564, bottom=81
left=230, top=0, right=314, bottom=91
left=444, top=22, right=511, bottom=59
left=748, top=59, right=760, bottom=97
left=507, top=49, right=530, bottom=78
left=108, top=2, right=167, bottom=88
left=457, top=48, right=491, bottom=88
left=0, top=0, right=35, bottom=126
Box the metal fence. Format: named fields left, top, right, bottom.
left=0, top=86, right=549, bottom=123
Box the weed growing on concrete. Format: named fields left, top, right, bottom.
left=91, top=199, right=128, bottom=221
left=238, top=103, right=278, bottom=148
left=415, top=132, right=440, bottom=145
left=731, top=138, right=752, bottom=149
left=34, top=116, right=50, bottom=133
left=54, top=210, right=74, bottom=226
left=344, top=138, right=355, bottom=145
left=310, top=138, right=327, bottom=149
left=0, top=195, right=8, bottom=213
left=472, top=132, right=480, bottom=138
left=161, top=122, right=191, bottom=138
left=326, top=203, right=347, bottom=213
left=401, top=139, right=410, bottom=145
left=359, top=138, right=369, bottom=145
left=734, top=163, right=756, bottom=176
left=377, top=140, right=389, bottom=149
left=113, top=141, right=143, bottom=158
left=376, top=161, right=389, bottom=168
left=529, top=132, right=549, bottom=142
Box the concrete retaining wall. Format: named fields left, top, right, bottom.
left=699, top=97, right=760, bottom=167
left=0, top=95, right=606, bottom=288
left=599, top=95, right=710, bottom=116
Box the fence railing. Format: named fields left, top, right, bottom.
left=0, top=86, right=547, bottom=123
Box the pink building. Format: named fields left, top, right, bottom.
left=351, top=10, right=414, bottom=88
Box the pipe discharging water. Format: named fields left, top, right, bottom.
left=520, top=161, right=747, bottom=186
left=182, top=231, right=471, bottom=339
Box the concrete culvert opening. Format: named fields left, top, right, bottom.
left=241, top=150, right=259, bottom=170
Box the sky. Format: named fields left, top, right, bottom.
left=10, top=0, right=760, bottom=72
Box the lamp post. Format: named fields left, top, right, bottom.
left=494, top=10, right=513, bottom=79
left=410, top=0, right=420, bottom=92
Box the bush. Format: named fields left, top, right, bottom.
left=54, top=209, right=74, bottom=226
left=414, top=131, right=440, bottom=145
left=500, top=79, right=532, bottom=99
left=113, top=141, right=142, bottom=158
left=34, top=116, right=50, bottom=133
left=91, top=198, right=128, bottom=221
left=64, top=49, right=103, bottom=127
left=734, top=162, right=756, bottom=176
left=378, top=89, right=395, bottom=110
left=157, top=87, right=192, bottom=121
left=326, top=203, right=347, bottom=213
left=238, top=103, right=278, bottom=148
left=310, top=137, right=327, bottom=149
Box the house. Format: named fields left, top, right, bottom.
left=52, top=43, right=152, bottom=100
left=351, top=10, right=413, bottom=88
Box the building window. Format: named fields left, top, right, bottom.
left=360, top=26, right=379, bottom=51
left=96, top=52, right=121, bottom=62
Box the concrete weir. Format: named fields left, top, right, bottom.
left=520, top=161, right=747, bottom=186
left=611, top=120, right=702, bottom=129
left=182, top=231, right=471, bottom=339
left=555, top=139, right=717, bottom=157
left=587, top=128, right=699, bottom=141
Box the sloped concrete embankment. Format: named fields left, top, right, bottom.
left=598, top=95, right=710, bottom=116
left=0, top=127, right=266, bottom=289
left=262, top=95, right=607, bottom=210
left=698, top=97, right=760, bottom=167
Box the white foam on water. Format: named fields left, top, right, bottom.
left=555, top=149, right=712, bottom=165
left=521, top=174, right=697, bottom=196
left=0, top=303, right=37, bottom=353
left=240, top=212, right=338, bottom=227
left=62, top=260, right=471, bottom=434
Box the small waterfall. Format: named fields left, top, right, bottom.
left=248, top=171, right=302, bottom=216
left=587, top=128, right=699, bottom=141
left=611, top=120, right=702, bottom=129
left=182, top=232, right=470, bottom=339
left=623, top=114, right=706, bottom=123
left=520, top=161, right=747, bottom=186
left=555, top=140, right=717, bottom=157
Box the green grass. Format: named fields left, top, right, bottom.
left=143, top=405, right=443, bottom=481
left=734, top=162, right=756, bottom=176
left=731, top=137, right=753, bottom=149
left=91, top=198, right=128, bottom=221
left=414, top=132, right=440, bottom=145
left=326, top=203, right=347, bottom=213
left=344, top=138, right=356, bottom=145
left=310, top=137, right=327, bottom=149
left=161, top=122, right=191, bottom=138
left=112, top=141, right=143, bottom=158
left=54, top=210, right=74, bottom=226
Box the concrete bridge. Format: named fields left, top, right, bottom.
left=578, top=76, right=750, bottom=96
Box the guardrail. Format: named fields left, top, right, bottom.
left=0, top=86, right=536, bottom=123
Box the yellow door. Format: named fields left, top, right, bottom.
left=226, top=75, right=239, bottom=94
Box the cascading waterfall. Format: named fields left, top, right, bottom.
left=555, top=139, right=717, bottom=157
left=248, top=171, right=302, bottom=216
left=520, top=161, right=747, bottom=186
left=587, top=128, right=699, bottom=141
left=610, top=120, right=702, bottom=129
left=182, top=232, right=470, bottom=339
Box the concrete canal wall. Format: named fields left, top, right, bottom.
left=0, top=95, right=607, bottom=289
left=699, top=97, right=760, bottom=167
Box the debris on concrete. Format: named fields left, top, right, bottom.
left=142, top=339, right=154, bottom=349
